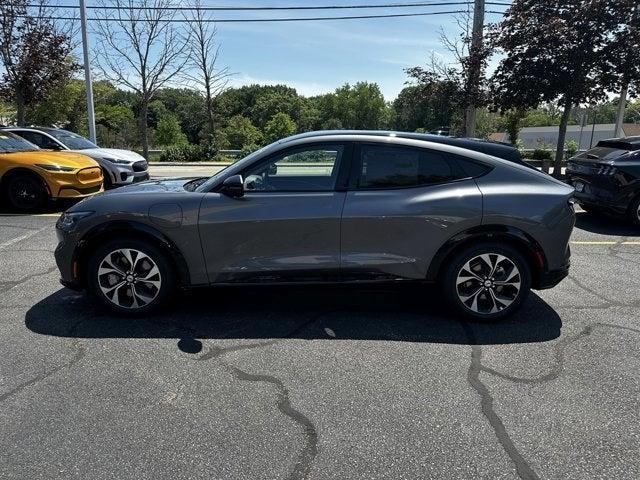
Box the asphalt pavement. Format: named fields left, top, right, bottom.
left=0, top=178, right=639, bottom=479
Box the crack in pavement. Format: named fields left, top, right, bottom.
left=0, top=319, right=86, bottom=403
left=193, top=312, right=331, bottom=480
left=0, top=266, right=58, bottom=294
left=461, top=322, right=541, bottom=480
left=461, top=319, right=640, bottom=479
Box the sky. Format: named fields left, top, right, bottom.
left=78, top=0, right=510, bottom=101
left=210, top=1, right=508, bottom=100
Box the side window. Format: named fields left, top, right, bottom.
left=357, top=144, right=462, bottom=189
left=16, top=131, right=45, bottom=148
left=243, top=145, right=344, bottom=192
left=453, top=156, right=493, bottom=178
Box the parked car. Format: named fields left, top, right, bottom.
left=2, top=127, right=149, bottom=188
left=55, top=131, right=575, bottom=320
left=0, top=131, right=103, bottom=211
left=566, top=136, right=640, bottom=225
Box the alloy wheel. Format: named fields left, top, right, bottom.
left=9, top=177, right=41, bottom=210
left=97, top=248, right=162, bottom=309
left=455, top=253, right=521, bottom=315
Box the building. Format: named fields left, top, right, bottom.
left=489, top=124, right=640, bottom=150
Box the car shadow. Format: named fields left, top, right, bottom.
left=575, top=211, right=640, bottom=236
left=25, top=285, right=562, bottom=351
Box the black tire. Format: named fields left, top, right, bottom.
left=441, top=242, right=532, bottom=321
left=4, top=173, right=47, bottom=212
left=627, top=195, right=640, bottom=226
left=101, top=168, right=113, bottom=190
left=86, top=238, right=175, bottom=315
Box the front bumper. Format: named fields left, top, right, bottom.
left=54, top=228, right=83, bottom=290
left=102, top=161, right=149, bottom=186
left=44, top=167, right=104, bottom=199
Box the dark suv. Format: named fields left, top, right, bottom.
left=566, top=137, right=640, bottom=225
left=54, top=132, right=575, bottom=320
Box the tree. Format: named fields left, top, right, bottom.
left=603, top=1, right=640, bottom=137
left=183, top=1, right=231, bottom=141
left=316, top=82, right=389, bottom=130
left=222, top=115, right=262, bottom=149
left=490, top=0, right=616, bottom=177
left=93, top=0, right=190, bottom=158
left=0, top=0, right=78, bottom=125
left=264, top=112, right=297, bottom=143
left=154, top=114, right=188, bottom=146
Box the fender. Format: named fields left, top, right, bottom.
left=425, top=224, right=547, bottom=284
left=74, top=220, right=191, bottom=287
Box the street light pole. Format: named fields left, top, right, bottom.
left=79, top=0, right=96, bottom=143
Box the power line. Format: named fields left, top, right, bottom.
left=20, top=10, right=511, bottom=23
left=31, top=1, right=512, bottom=12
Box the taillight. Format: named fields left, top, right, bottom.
left=595, top=165, right=617, bottom=176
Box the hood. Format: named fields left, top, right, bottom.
left=101, top=177, right=198, bottom=195
left=71, top=148, right=145, bottom=163
left=1, top=150, right=99, bottom=169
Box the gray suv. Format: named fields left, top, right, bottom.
left=55, top=132, right=575, bottom=320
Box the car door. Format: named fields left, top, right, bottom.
left=340, top=142, right=483, bottom=280
left=198, top=143, right=352, bottom=283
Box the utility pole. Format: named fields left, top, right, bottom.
left=465, top=0, right=485, bottom=138
left=79, top=0, right=96, bottom=143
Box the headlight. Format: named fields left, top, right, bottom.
left=102, top=157, right=131, bottom=165
left=36, top=164, right=76, bottom=172
left=56, top=211, right=94, bottom=232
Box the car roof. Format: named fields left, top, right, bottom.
left=2, top=126, right=64, bottom=134
left=281, top=130, right=522, bottom=162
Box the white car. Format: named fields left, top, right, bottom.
left=4, top=127, right=150, bottom=188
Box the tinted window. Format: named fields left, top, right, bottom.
left=0, top=132, right=39, bottom=153
left=47, top=129, right=97, bottom=150
left=15, top=131, right=60, bottom=150
left=357, top=145, right=462, bottom=189
left=454, top=157, right=492, bottom=178
left=244, top=146, right=343, bottom=192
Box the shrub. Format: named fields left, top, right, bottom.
left=239, top=143, right=260, bottom=158
left=565, top=139, right=579, bottom=158
left=159, top=143, right=218, bottom=162
left=532, top=143, right=553, bottom=161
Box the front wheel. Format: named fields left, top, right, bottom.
left=628, top=195, right=640, bottom=226
left=5, top=173, right=47, bottom=211
left=86, top=238, right=174, bottom=315
left=442, top=243, right=531, bottom=321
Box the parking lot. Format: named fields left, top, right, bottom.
left=1, top=172, right=639, bottom=479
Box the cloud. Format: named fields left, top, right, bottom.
left=228, top=74, right=335, bottom=97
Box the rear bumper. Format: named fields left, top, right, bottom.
left=536, top=264, right=570, bottom=290
left=567, top=176, right=631, bottom=217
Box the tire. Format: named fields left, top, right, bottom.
left=628, top=195, right=640, bottom=226
left=441, top=242, right=532, bottom=321
left=86, top=238, right=175, bottom=315
left=101, top=168, right=113, bottom=190
left=4, top=173, right=47, bottom=212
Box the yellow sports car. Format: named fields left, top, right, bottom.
left=0, top=131, right=103, bottom=211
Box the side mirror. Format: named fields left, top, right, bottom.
left=268, top=163, right=278, bottom=176
left=221, top=174, right=244, bottom=198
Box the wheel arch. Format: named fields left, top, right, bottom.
left=0, top=166, right=51, bottom=197
left=426, top=225, right=547, bottom=289
left=74, top=220, right=191, bottom=288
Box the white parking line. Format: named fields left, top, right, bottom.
left=0, top=226, right=50, bottom=250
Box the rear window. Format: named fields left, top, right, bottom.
left=596, top=140, right=640, bottom=151
left=357, top=145, right=465, bottom=189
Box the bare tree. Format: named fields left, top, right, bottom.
left=92, top=0, right=190, bottom=158
left=182, top=1, right=232, bottom=143
left=0, top=0, right=78, bottom=125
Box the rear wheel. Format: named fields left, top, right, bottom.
left=86, top=238, right=174, bottom=315
left=442, top=243, right=531, bottom=321
left=628, top=195, right=640, bottom=226
left=4, top=173, right=47, bottom=212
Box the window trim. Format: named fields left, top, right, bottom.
left=349, top=142, right=472, bottom=191
left=225, top=142, right=353, bottom=194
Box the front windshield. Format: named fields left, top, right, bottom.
left=47, top=129, right=97, bottom=150
left=0, top=132, right=40, bottom=153
left=195, top=143, right=273, bottom=192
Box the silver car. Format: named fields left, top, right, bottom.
left=54, top=131, right=575, bottom=320
left=4, top=127, right=149, bottom=187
